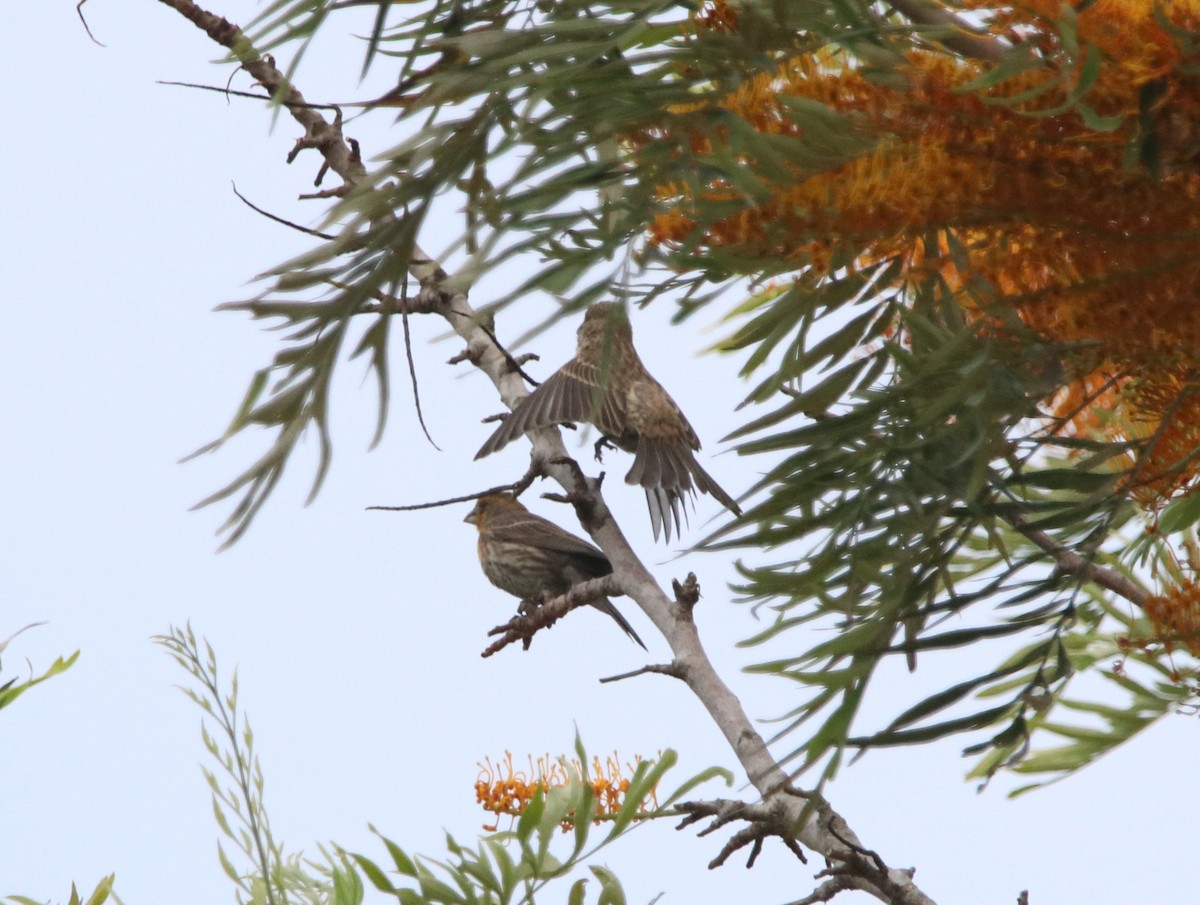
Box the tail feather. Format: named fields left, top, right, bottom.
left=643, top=486, right=686, bottom=544
left=686, top=457, right=742, bottom=516
left=629, top=438, right=739, bottom=541
left=591, top=597, right=647, bottom=650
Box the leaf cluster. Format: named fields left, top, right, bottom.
left=0, top=624, right=78, bottom=716
left=354, top=736, right=725, bottom=905
left=184, top=0, right=1200, bottom=789
left=194, top=0, right=916, bottom=540
left=706, top=247, right=1200, bottom=785
left=157, top=626, right=733, bottom=905
left=6, top=876, right=116, bottom=905
left=157, top=625, right=361, bottom=905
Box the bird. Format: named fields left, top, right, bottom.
left=464, top=493, right=646, bottom=649
left=475, top=302, right=741, bottom=542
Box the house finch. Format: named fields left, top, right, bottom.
left=475, top=302, right=741, bottom=541
left=464, top=493, right=646, bottom=649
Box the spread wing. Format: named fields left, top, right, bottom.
left=476, top=359, right=627, bottom=458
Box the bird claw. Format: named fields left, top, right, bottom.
left=594, top=435, right=616, bottom=463
left=517, top=596, right=544, bottom=617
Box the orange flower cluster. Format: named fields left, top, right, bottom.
left=1111, top=376, right=1200, bottom=503
left=644, top=0, right=1200, bottom=506
left=474, top=751, right=657, bottom=831
left=1145, top=579, right=1200, bottom=657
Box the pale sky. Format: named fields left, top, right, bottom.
left=4, top=3, right=1197, bottom=904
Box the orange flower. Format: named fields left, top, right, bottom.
left=475, top=751, right=658, bottom=831
left=638, top=1, right=1200, bottom=506
left=1145, top=579, right=1200, bottom=657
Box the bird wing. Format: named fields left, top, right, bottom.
left=476, top=359, right=628, bottom=458
left=491, top=507, right=611, bottom=565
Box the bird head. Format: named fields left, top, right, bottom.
left=578, top=302, right=634, bottom=360
left=464, top=493, right=526, bottom=526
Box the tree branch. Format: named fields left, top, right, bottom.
left=154, top=2, right=938, bottom=901
left=1006, top=512, right=1148, bottom=608
left=482, top=574, right=625, bottom=656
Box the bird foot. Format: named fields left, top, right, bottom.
left=593, top=435, right=616, bottom=462
left=517, top=596, right=545, bottom=618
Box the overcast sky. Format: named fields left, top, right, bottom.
left=4, top=3, right=1197, bottom=904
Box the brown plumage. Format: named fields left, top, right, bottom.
left=476, top=302, right=741, bottom=542
left=464, top=493, right=646, bottom=649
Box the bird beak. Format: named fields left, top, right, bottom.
left=463, top=511, right=477, bottom=525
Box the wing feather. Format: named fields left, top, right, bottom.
left=476, top=359, right=629, bottom=458
left=493, top=510, right=610, bottom=563
left=476, top=368, right=588, bottom=458
left=644, top=486, right=667, bottom=543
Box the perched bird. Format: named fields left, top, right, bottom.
left=464, top=493, right=646, bottom=649
left=475, top=302, right=741, bottom=542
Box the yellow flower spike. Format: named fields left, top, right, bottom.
left=635, top=0, right=1200, bottom=508
left=1145, top=578, right=1200, bottom=659
left=474, top=751, right=659, bottom=830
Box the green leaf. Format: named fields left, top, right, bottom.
left=217, top=843, right=242, bottom=885
left=332, top=862, right=365, bottom=905
left=351, top=855, right=397, bottom=894
left=591, top=866, right=626, bottom=905
left=516, top=786, right=546, bottom=844
left=0, top=651, right=79, bottom=712
left=851, top=704, right=1016, bottom=749
left=568, top=878, right=588, bottom=905
left=659, top=762, right=733, bottom=809
left=81, top=877, right=115, bottom=905
left=376, top=830, right=418, bottom=877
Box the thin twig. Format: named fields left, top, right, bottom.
left=231, top=182, right=336, bottom=240
left=473, top=317, right=542, bottom=387
left=397, top=274, right=441, bottom=450
left=366, top=468, right=540, bottom=513
left=77, top=0, right=105, bottom=46
left=674, top=798, right=809, bottom=868
left=298, top=186, right=348, bottom=200
left=827, top=822, right=888, bottom=876
left=599, top=663, right=685, bottom=684
left=786, top=876, right=857, bottom=905
left=158, top=79, right=337, bottom=110
left=482, top=574, right=624, bottom=657
left=1006, top=513, right=1147, bottom=607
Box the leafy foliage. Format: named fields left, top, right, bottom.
left=158, top=625, right=729, bottom=905
left=157, top=625, right=362, bottom=905
left=356, top=736, right=725, bottom=905
left=708, top=277, right=1148, bottom=782
left=188, top=0, right=1200, bottom=789
left=6, top=876, right=116, bottom=905
left=198, top=0, right=897, bottom=541
left=0, top=624, right=78, bottom=715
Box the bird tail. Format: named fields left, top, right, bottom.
left=627, top=438, right=741, bottom=542
left=591, top=598, right=647, bottom=650
left=687, top=456, right=742, bottom=517
left=643, top=486, right=687, bottom=544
